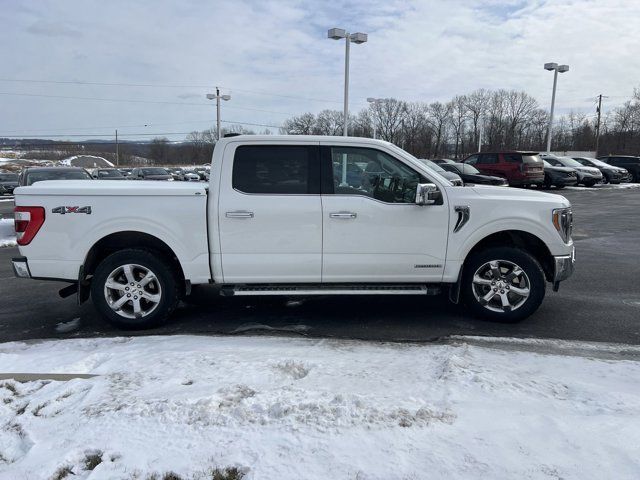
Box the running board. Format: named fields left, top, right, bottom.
left=221, top=284, right=441, bottom=296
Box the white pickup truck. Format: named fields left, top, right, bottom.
left=12, top=136, right=575, bottom=328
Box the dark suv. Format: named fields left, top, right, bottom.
left=463, top=151, right=544, bottom=187
left=598, top=155, right=640, bottom=183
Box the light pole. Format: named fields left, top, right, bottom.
left=206, top=88, right=231, bottom=140
left=328, top=28, right=368, bottom=136
left=544, top=62, right=569, bottom=152
left=367, top=97, right=386, bottom=139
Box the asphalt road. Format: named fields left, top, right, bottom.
left=1, top=186, right=639, bottom=344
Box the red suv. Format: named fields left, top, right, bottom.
left=463, top=151, right=544, bottom=187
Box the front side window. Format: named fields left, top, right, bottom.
left=465, top=155, right=479, bottom=165
left=328, top=147, right=424, bottom=203
left=232, top=145, right=318, bottom=194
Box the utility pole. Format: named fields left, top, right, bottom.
left=205, top=89, right=231, bottom=140
left=115, top=129, right=119, bottom=166
left=595, top=94, right=607, bottom=156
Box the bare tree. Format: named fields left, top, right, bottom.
left=282, top=113, right=316, bottom=135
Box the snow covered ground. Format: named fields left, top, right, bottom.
left=0, top=335, right=639, bottom=479
left=0, top=218, right=16, bottom=247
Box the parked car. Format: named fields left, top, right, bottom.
left=12, top=135, right=575, bottom=328
left=130, top=167, right=173, bottom=181
left=18, top=167, right=92, bottom=186
left=91, top=168, right=127, bottom=180
left=193, top=167, right=210, bottom=181
left=439, top=162, right=509, bottom=186
left=572, top=157, right=630, bottom=184
left=540, top=155, right=602, bottom=187
left=419, top=159, right=463, bottom=186
left=541, top=160, right=578, bottom=189
left=0, top=172, right=19, bottom=195
left=430, top=158, right=456, bottom=165
left=183, top=170, right=202, bottom=182
left=118, top=168, right=134, bottom=178
left=597, top=155, right=640, bottom=183
left=463, top=151, right=544, bottom=187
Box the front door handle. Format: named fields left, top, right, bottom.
left=329, top=211, right=357, bottom=219
left=226, top=211, right=254, bottom=219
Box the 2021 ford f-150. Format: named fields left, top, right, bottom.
left=12, top=136, right=575, bottom=328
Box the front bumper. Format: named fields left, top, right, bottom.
left=12, top=257, right=31, bottom=278
left=553, top=246, right=575, bottom=288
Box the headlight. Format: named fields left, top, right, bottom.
left=552, top=207, right=573, bottom=243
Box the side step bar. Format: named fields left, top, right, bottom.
left=221, top=284, right=441, bottom=296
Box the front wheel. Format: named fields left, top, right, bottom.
left=461, top=247, right=546, bottom=323
left=91, top=249, right=179, bottom=329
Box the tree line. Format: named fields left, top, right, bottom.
left=280, top=87, right=640, bottom=159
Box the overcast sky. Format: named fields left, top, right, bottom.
left=1, top=0, right=639, bottom=141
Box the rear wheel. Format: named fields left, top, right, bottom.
left=462, top=247, right=546, bottom=323
left=91, top=249, right=179, bottom=329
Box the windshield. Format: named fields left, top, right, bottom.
left=582, top=158, right=609, bottom=168
left=419, top=159, right=445, bottom=172
left=456, top=163, right=479, bottom=174
left=98, top=169, right=124, bottom=178
left=0, top=174, right=18, bottom=182
left=27, top=170, right=91, bottom=185
left=558, top=157, right=583, bottom=168
left=522, top=154, right=542, bottom=164
left=142, top=168, right=169, bottom=175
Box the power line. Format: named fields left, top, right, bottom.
left=0, top=119, right=283, bottom=139
left=0, top=92, right=297, bottom=116
left=0, top=78, right=345, bottom=104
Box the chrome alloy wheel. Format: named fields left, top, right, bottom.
left=103, top=264, right=162, bottom=319
left=472, top=260, right=531, bottom=313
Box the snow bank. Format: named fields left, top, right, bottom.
left=0, top=335, right=639, bottom=479
left=0, top=218, right=16, bottom=247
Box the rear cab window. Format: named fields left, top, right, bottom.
left=232, top=145, right=319, bottom=194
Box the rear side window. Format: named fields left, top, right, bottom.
left=478, top=154, right=498, bottom=164
left=504, top=153, right=522, bottom=163
left=233, top=145, right=319, bottom=194
left=465, top=155, right=479, bottom=165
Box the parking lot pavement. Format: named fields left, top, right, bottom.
left=1, top=186, right=640, bottom=345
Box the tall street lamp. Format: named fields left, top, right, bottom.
left=206, top=87, right=231, bottom=140
left=328, top=28, right=368, bottom=136
left=544, top=62, right=569, bottom=152
left=367, top=97, right=386, bottom=139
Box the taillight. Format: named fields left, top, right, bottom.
left=14, top=206, right=45, bottom=246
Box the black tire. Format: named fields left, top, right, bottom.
left=461, top=247, right=546, bottom=323
left=543, top=175, right=552, bottom=189
left=601, top=173, right=610, bottom=185
left=91, top=249, right=180, bottom=329
left=583, top=180, right=596, bottom=187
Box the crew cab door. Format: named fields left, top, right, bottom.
left=217, top=142, right=322, bottom=283
left=320, top=144, right=449, bottom=282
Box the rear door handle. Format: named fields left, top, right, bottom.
left=225, top=211, right=254, bottom=219
left=329, top=211, right=357, bottom=219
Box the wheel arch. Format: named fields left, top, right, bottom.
left=83, top=231, right=187, bottom=298
left=463, top=230, right=554, bottom=282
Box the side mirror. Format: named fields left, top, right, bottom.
left=415, top=183, right=440, bottom=206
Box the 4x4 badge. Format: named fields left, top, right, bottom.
left=52, top=206, right=92, bottom=214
